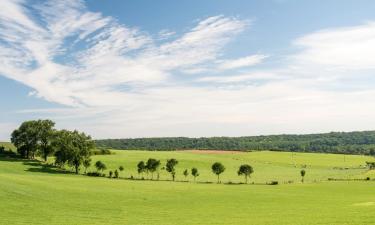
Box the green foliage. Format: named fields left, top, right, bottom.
left=211, top=162, right=225, bottom=183
left=146, top=158, right=161, bottom=180
left=109, top=170, right=113, bottom=178
left=114, top=169, right=119, bottom=178
left=91, top=148, right=112, bottom=155
left=237, top=164, right=254, bottom=183
left=53, top=130, right=95, bottom=174
left=96, top=131, right=375, bottom=155
left=137, top=161, right=146, bottom=178
left=83, top=158, right=91, bottom=174
left=95, top=160, right=107, bottom=173
left=191, top=167, right=199, bottom=182
left=183, top=169, right=189, bottom=180
left=300, top=169, right=306, bottom=183
left=119, top=165, right=124, bottom=171
left=11, top=119, right=55, bottom=160
left=366, top=162, right=375, bottom=170
left=166, top=158, right=178, bottom=181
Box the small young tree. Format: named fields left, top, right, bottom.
left=137, top=161, right=146, bottom=178
left=166, top=158, right=179, bottom=181
left=109, top=170, right=113, bottom=178
left=114, top=169, right=119, bottom=178
left=211, top=162, right=225, bottom=183
left=300, top=169, right=306, bottom=183
left=183, top=169, right=189, bottom=181
left=146, top=158, right=160, bottom=180
left=237, top=164, right=254, bottom=183
left=95, top=161, right=107, bottom=173
left=83, top=158, right=91, bottom=174
left=118, top=166, right=124, bottom=177
left=191, top=167, right=199, bottom=182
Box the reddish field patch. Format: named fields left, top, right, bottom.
left=180, top=150, right=246, bottom=154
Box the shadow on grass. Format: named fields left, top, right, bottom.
left=0, top=154, right=73, bottom=175
left=24, top=162, right=74, bottom=174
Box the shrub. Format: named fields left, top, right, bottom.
left=268, top=181, right=278, bottom=185
left=86, top=172, right=102, bottom=177
left=114, top=170, right=119, bottom=178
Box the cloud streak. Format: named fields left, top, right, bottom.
left=1, top=0, right=375, bottom=139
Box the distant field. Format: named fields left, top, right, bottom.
left=90, top=150, right=374, bottom=183
left=0, top=142, right=15, bottom=151
left=0, top=148, right=374, bottom=225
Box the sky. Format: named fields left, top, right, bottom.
left=1, top=0, right=375, bottom=140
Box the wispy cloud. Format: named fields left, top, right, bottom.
left=2, top=0, right=375, bottom=138
left=217, top=55, right=268, bottom=70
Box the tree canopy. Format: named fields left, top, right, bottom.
left=96, top=131, right=375, bottom=155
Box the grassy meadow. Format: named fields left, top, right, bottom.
left=0, top=146, right=374, bottom=225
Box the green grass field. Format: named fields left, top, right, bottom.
left=0, top=148, right=374, bottom=225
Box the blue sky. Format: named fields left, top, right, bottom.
left=1, top=0, right=375, bottom=140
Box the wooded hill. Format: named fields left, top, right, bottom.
left=96, top=131, right=375, bottom=155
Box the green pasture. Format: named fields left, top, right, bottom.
left=0, top=149, right=374, bottom=225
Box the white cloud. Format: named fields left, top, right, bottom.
left=218, top=55, right=268, bottom=70
left=197, top=72, right=279, bottom=83
left=2, top=0, right=375, bottom=138
left=293, top=22, right=375, bottom=70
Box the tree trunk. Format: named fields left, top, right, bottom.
left=75, top=164, right=79, bottom=174
left=217, top=175, right=220, bottom=184
left=245, top=175, right=248, bottom=184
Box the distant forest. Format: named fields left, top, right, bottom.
left=96, top=131, right=375, bottom=155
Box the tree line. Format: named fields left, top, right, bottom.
left=96, top=131, right=375, bottom=155
left=89, top=158, right=259, bottom=184
left=11, top=119, right=95, bottom=174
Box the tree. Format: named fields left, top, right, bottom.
left=146, top=158, right=161, bottom=180
left=95, top=160, right=107, bottom=173
left=11, top=120, right=56, bottom=161
left=166, top=158, right=179, bottom=181
left=36, top=120, right=55, bottom=161
left=109, top=170, right=113, bottom=178
left=237, top=164, right=254, bottom=183
left=53, top=130, right=95, bottom=174
left=118, top=166, right=124, bottom=177
left=300, top=169, right=306, bottom=183
left=114, top=169, right=119, bottom=178
left=137, top=161, right=146, bottom=178
left=211, top=162, right=225, bottom=183
left=83, top=158, right=91, bottom=174
left=11, top=121, right=40, bottom=159
left=191, top=167, right=199, bottom=182
left=183, top=169, right=189, bottom=181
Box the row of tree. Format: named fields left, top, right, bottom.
left=11, top=120, right=95, bottom=174
left=90, top=159, right=309, bottom=184
left=96, top=132, right=375, bottom=155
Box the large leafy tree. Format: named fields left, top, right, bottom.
left=36, top=120, right=55, bottom=161
left=166, top=158, right=178, bottom=181
left=53, top=130, right=95, bottom=174
left=11, top=120, right=40, bottom=159
left=211, top=162, right=225, bottom=183
left=11, top=119, right=55, bottom=160
left=237, top=164, right=254, bottom=183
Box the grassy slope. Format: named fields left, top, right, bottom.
left=91, top=150, right=374, bottom=183
left=0, top=150, right=374, bottom=225
left=0, top=142, right=15, bottom=151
